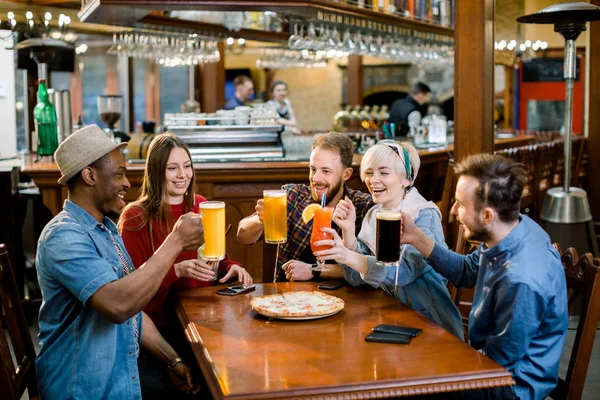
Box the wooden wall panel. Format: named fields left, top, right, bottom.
left=454, top=0, right=495, bottom=160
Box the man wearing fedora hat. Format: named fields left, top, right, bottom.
left=35, top=125, right=205, bottom=399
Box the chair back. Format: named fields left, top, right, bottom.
left=550, top=245, right=600, bottom=400
left=451, top=225, right=481, bottom=339
left=436, top=159, right=456, bottom=247
left=0, top=243, right=38, bottom=400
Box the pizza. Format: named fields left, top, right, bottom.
left=250, top=291, right=344, bottom=318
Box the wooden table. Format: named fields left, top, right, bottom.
left=175, top=282, right=514, bottom=399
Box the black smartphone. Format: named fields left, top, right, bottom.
left=372, top=324, right=423, bottom=337
left=216, top=285, right=256, bottom=296
left=318, top=279, right=346, bottom=290
left=365, top=332, right=412, bottom=344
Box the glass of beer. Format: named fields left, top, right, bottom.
left=263, top=189, right=287, bottom=244
left=376, top=208, right=402, bottom=266
left=198, top=201, right=226, bottom=262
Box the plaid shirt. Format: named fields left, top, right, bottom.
left=276, top=183, right=374, bottom=281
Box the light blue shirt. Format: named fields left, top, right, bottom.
left=427, top=215, right=568, bottom=400
left=342, top=207, right=464, bottom=340
left=36, top=200, right=143, bottom=399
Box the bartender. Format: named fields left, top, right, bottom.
left=266, top=80, right=301, bottom=134
left=389, top=82, right=431, bottom=137
left=225, top=75, right=254, bottom=110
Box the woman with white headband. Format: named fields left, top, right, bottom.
left=314, top=140, right=463, bottom=339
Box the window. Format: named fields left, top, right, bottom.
left=133, top=58, right=147, bottom=128
left=81, top=54, right=108, bottom=127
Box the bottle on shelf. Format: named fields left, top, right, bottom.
left=33, top=77, right=59, bottom=157
left=359, top=105, right=371, bottom=130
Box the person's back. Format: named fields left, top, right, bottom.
left=389, top=82, right=431, bottom=137
left=468, top=215, right=567, bottom=399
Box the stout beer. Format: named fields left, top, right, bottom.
left=376, top=209, right=402, bottom=265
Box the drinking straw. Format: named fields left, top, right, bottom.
left=321, top=193, right=326, bottom=208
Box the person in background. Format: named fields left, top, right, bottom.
left=389, top=81, right=431, bottom=137
left=36, top=125, right=204, bottom=399
left=224, top=75, right=254, bottom=110
left=119, top=133, right=252, bottom=331
left=401, top=153, right=568, bottom=400
left=314, top=140, right=463, bottom=339
left=266, top=80, right=301, bottom=134
left=237, top=132, right=374, bottom=282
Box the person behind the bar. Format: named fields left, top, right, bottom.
left=36, top=125, right=204, bottom=399
left=400, top=153, right=568, bottom=400
left=119, top=133, right=251, bottom=331
left=265, top=79, right=301, bottom=134
left=313, top=140, right=463, bottom=339
left=389, top=81, right=431, bottom=137
left=237, top=132, right=375, bottom=281
left=224, top=75, right=254, bottom=110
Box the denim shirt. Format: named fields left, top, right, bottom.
left=36, top=200, right=143, bottom=399
left=342, top=208, right=464, bottom=340
left=427, top=215, right=568, bottom=400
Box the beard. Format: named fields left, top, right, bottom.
left=463, top=219, right=491, bottom=243
left=311, top=178, right=344, bottom=204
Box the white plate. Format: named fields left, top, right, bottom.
left=257, top=309, right=342, bottom=321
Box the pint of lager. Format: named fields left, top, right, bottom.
left=376, top=209, right=402, bottom=265
left=263, top=190, right=287, bottom=244
left=198, top=201, right=226, bottom=261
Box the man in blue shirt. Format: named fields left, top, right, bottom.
left=36, top=125, right=205, bottom=399
left=224, top=75, right=254, bottom=109
left=401, top=154, right=568, bottom=400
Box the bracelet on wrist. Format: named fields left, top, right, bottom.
left=166, top=357, right=183, bottom=372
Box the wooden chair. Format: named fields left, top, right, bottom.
left=0, top=243, right=39, bottom=400
left=435, top=159, right=456, bottom=248
left=548, top=245, right=600, bottom=400
left=452, top=225, right=481, bottom=338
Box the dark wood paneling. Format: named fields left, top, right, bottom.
left=347, top=55, right=364, bottom=107
left=201, top=42, right=225, bottom=113
left=454, top=0, right=495, bottom=161
left=589, top=1, right=600, bottom=221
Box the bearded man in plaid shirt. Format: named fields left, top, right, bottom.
left=237, top=132, right=374, bottom=281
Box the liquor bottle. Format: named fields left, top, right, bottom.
left=33, top=79, right=59, bottom=157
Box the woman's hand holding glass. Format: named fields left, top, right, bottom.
left=219, top=264, right=253, bottom=287
left=312, top=228, right=353, bottom=266
left=333, top=196, right=358, bottom=249
left=174, top=259, right=215, bottom=281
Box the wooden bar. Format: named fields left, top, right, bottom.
left=175, top=282, right=514, bottom=399
left=454, top=0, right=495, bottom=160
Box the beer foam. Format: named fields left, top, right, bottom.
left=264, top=190, right=286, bottom=198
left=199, top=201, right=225, bottom=209
left=376, top=211, right=402, bottom=221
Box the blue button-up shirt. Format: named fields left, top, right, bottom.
left=224, top=95, right=245, bottom=110
left=427, top=215, right=568, bottom=400
left=36, top=200, right=143, bottom=399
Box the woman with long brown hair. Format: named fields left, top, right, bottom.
left=119, top=133, right=251, bottom=328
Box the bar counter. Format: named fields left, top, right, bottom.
left=20, top=134, right=535, bottom=281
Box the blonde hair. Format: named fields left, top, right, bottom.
left=360, top=141, right=421, bottom=184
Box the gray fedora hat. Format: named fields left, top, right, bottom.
left=55, top=124, right=127, bottom=185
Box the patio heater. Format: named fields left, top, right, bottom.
left=517, top=1, right=600, bottom=256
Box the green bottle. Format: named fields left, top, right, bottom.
left=33, top=79, right=59, bottom=156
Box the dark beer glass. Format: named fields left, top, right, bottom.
left=376, top=209, right=402, bottom=266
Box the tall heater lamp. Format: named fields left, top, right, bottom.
left=517, top=1, right=600, bottom=255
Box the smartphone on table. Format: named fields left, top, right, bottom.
left=372, top=324, right=423, bottom=337
left=216, top=284, right=256, bottom=296
left=365, top=332, right=412, bottom=344
left=318, top=279, right=346, bottom=290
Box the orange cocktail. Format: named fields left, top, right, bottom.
left=310, top=207, right=333, bottom=271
